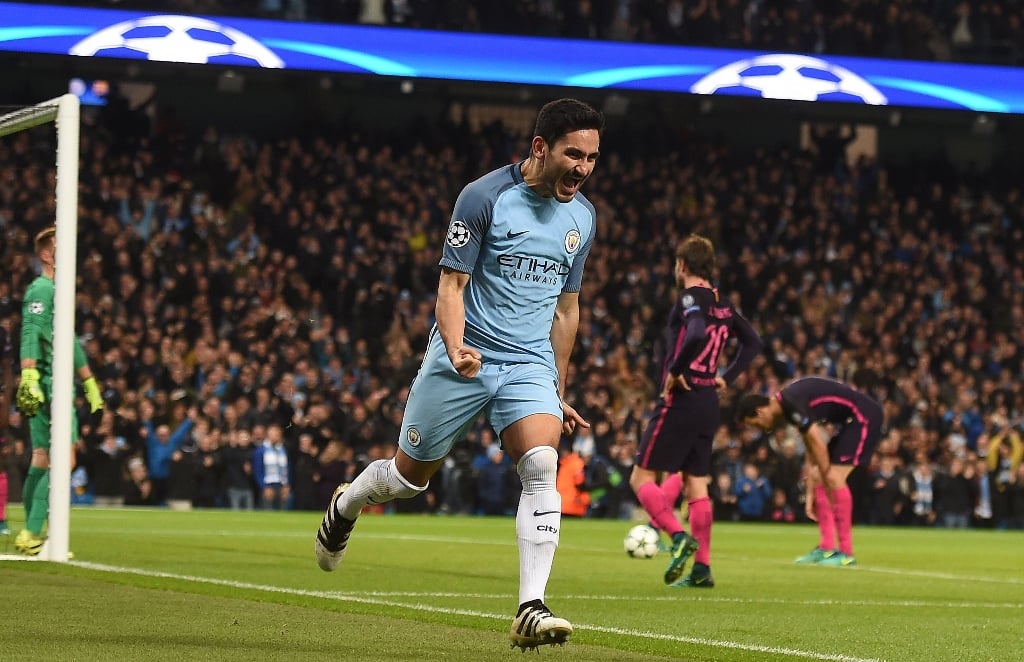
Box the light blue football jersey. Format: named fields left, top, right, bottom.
left=439, top=162, right=596, bottom=369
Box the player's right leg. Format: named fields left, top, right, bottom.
left=633, top=403, right=708, bottom=585
left=18, top=416, right=52, bottom=555
left=316, top=335, right=492, bottom=572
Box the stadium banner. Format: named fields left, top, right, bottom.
left=2, top=1, right=1023, bottom=114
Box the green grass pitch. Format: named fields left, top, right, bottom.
left=0, top=509, right=1021, bottom=661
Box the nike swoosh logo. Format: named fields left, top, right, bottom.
left=533, top=510, right=559, bottom=517
left=507, top=230, right=529, bottom=239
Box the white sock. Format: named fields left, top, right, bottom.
left=515, top=446, right=560, bottom=606
left=335, top=458, right=426, bottom=521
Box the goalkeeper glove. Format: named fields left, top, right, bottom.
left=83, top=376, right=104, bottom=414
left=16, top=368, right=45, bottom=417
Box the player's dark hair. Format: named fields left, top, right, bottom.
left=534, top=98, right=604, bottom=148
left=735, top=393, right=771, bottom=422
left=676, top=234, right=717, bottom=281
left=34, top=225, right=56, bottom=253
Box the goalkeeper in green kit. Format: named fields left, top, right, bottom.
left=15, top=226, right=103, bottom=556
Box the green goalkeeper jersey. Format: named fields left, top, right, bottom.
left=20, top=274, right=87, bottom=390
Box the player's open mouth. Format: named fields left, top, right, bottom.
left=560, top=175, right=581, bottom=194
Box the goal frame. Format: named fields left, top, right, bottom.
left=0, top=94, right=80, bottom=562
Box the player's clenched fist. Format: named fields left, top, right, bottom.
left=448, top=346, right=482, bottom=379
left=16, top=367, right=45, bottom=417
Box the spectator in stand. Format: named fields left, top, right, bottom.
left=291, top=432, right=319, bottom=511
left=313, top=441, right=352, bottom=511
left=933, top=456, right=975, bottom=529
left=987, top=421, right=1023, bottom=528
left=166, top=436, right=199, bottom=511
left=1006, top=464, right=1024, bottom=530
left=769, top=487, right=796, bottom=523
left=710, top=472, right=738, bottom=523
left=907, top=452, right=937, bottom=527
left=868, top=454, right=905, bottom=526
left=193, top=428, right=224, bottom=508
left=557, top=441, right=591, bottom=518
left=254, top=422, right=290, bottom=510
left=972, top=457, right=995, bottom=528
left=85, top=427, right=133, bottom=507
left=145, top=411, right=196, bottom=505
left=123, top=456, right=155, bottom=506
left=735, top=462, right=773, bottom=521
left=475, top=443, right=516, bottom=516
left=222, top=428, right=255, bottom=510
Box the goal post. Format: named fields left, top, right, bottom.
left=0, top=94, right=80, bottom=562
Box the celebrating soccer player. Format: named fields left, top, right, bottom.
left=630, top=234, right=762, bottom=588
left=315, top=98, right=603, bottom=650
left=736, top=376, right=884, bottom=566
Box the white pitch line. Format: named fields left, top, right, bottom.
left=66, top=560, right=879, bottom=662
left=345, top=591, right=1024, bottom=610
left=66, top=527, right=1024, bottom=587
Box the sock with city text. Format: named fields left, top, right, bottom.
left=516, top=446, right=560, bottom=606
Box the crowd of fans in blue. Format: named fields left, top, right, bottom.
left=1, top=1, right=1023, bottom=531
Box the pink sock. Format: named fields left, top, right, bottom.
left=814, top=485, right=836, bottom=551
left=660, top=472, right=683, bottom=509
left=832, top=486, right=854, bottom=556
left=636, top=482, right=683, bottom=536
left=688, top=496, right=712, bottom=566
left=0, top=470, right=7, bottom=521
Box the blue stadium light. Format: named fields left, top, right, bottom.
left=2, top=1, right=1024, bottom=114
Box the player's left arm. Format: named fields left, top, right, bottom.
left=73, top=338, right=104, bottom=416
left=551, top=291, right=589, bottom=434
left=720, top=312, right=763, bottom=386
left=801, top=423, right=831, bottom=479
left=804, top=461, right=819, bottom=521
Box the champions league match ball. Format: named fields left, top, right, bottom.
left=623, top=525, right=660, bottom=559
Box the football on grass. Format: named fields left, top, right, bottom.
left=623, top=525, right=660, bottom=559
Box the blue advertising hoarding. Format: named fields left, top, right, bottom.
left=1, top=2, right=1022, bottom=114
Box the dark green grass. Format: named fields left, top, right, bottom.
left=1, top=509, right=1021, bottom=661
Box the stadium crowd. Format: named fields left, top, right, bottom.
left=1, top=86, right=1023, bottom=531
left=52, top=0, right=1024, bottom=66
